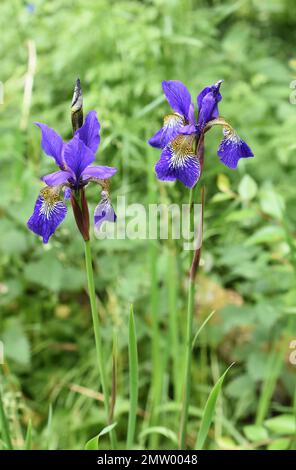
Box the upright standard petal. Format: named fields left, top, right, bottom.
left=162, top=80, right=191, bottom=117
left=197, top=80, right=223, bottom=130
left=155, top=134, right=200, bottom=188
left=27, top=187, right=67, bottom=243
left=94, top=191, right=117, bottom=232
left=75, top=110, right=100, bottom=154
left=35, top=123, right=64, bottom=167
left=41, top=170, right=71, bottom=187
left=217, top=128, right=254, bottom=169
left=81, top=165, right=117, bottom=182
left=64, top=134, right=95, bottom=182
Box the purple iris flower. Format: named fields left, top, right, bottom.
left=149, top=80, right=253, bottom=188
left=27, top=111, right=117, bottom=243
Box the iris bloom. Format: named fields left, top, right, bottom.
left=27, top=111, right=117, bottom=243
left=149, top=80, right=253, bottom=188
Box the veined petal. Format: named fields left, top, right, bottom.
left=27, top=187, right=67, bottom=243
left=81, top=165, right=117, bottom=181
left=35, top=123, right=64, bottom=167
left=64, top=134, right=95, bottom=181
left=41, top=170, right=71, bottom=187
left=155, top=134, right=200, bottom=188
left=217, top=128, right=254, bottom=169
left=148, top=112, right=185, bottom=149
left=162, top=80, right=191, bottom=117
left=94, top=191, right=117, bottom=231
left=75, top=110, right=100, bottom=154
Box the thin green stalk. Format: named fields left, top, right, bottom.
left=167, top=250, right=181, bottom=401
left=179, top=276, right=195, bottom=449
left=84, top=240, right=116, bottom=449
left=179, top=186, right=203, bottom=449
left=147, top=148, right=162, bottom=448
left=0, top=390, right=13, bottom=450
left=127, top=305, right=139, bottom=449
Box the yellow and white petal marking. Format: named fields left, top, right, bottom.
left=163, top=112, right=185, bottom=130
left=168, top=134, right=197, bottom=169
left=222, top=125, right=240, bottom=143
left=39, top=187, right=65, bottom=220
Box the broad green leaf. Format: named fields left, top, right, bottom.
left=267, top=438, right=291, bottom=450
left=259, top=187, right=285, bottom=220
left=264, top=415, right=295, bottom=435
left=243, top=424, right=268, bottom=442
left=238, top=175, right=258, bottom=201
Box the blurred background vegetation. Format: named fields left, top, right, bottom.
left=0, top=0, right=296, bottom=450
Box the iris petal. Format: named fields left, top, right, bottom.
left=217, top=129, right=254, bottom=169
left=162, top=80, right=192, bottom=117
left=27, top=187, right=67, bottom=243
left=41, top=170, right=71, bottom=187
left=81, top=165, right=117, bottom=181
left=197, top=80, right=223, bottom=130
left=155, top=135, right=200, bottom=188
left=75, top=110, right=100, bottom=154
left=148, top=113, right=185, bottom=149
left=35, top=123, right=64, bottom=167
left=64, top=134, right=95, bottom=181
left=94, top=193, right=117, bottom=231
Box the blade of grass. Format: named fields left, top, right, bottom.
left=25, top=419, right=32, bottom=450
left=195, top=363, right=235, bottom=450
left=0, top=390, right=13, bottom=450
left=126, top=305, right=139, bottom=449
left=192, top=310, right=215, bottom=350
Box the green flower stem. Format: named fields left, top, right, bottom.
left=179, top=185, right=204, bottom=449
left=84, top=239, right=116, bottom=449
left=179, top=273, right=195, bottom=449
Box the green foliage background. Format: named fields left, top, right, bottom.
left=0, top=0, right=296, bottom=449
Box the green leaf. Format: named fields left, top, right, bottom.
left=195, top=363, right=235, bottom=450
left=243, top=424, right=268, bottom=442
left=267, top=438, right=291, bottom=450
left=84, top=422, right=118, bottom=450
left=264, top=415, right=295, bottom=435
left=2, top=319, right=30, bottom=367
left=246, top=226, right=285, bottom=245
left=238, top=175, right=258, bottom=201
left=259, top=187, right=285, bottom=220
left=139, top=426, right=178, bottom=445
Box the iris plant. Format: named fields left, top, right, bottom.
left=149, top=79, right=254, bottom=449
left=27, top=80, right=117, bottom=448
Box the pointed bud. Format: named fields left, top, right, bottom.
left=71, top=78, right=83, bottom=132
